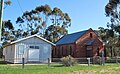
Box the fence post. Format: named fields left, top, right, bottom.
left=21, top=58, right=24, bottom=74
left=48, top=58, right=50, bottom=68
left=87, top=58, right=90, bottom=73
left=116, top=56, right=118, bottom=64
left=102, top=51, right=105, bottom=65
left=22, top=58, right=24, bottom=69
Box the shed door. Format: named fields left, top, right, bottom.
left=28, top=49, right=39, bottom=62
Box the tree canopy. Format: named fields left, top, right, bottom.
left=105, top=0, right=120, bottom=47
left=100, top=0, right=120, bottom=57
left=105, top=0, right=120, bottom=35
left=16, top=4, right=71, bottom=43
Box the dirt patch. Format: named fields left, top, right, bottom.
left=69, top=66, right=120, bottom=74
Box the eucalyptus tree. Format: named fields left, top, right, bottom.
left=16, top=4, right=52, bottom=37
left=2, top=20, right=14, bottom=44
left=98, top=27, right=111, bottom=57
left=0, top=0, right=12, bottom=44
left=98, top=27, right=119, bottom=57
left=4, top=0, right=12, bottom=9
left=45, top=7, right=71, bottom=42
left=105, top=0, right=120, bottom=36
left=105, top=0, right=120, bottom=58
left=16, top=4, right=71, bottom=43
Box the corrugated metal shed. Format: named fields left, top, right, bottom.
left=56, top=30, right=87, bottom=45
left=3, top=34, right=54, bottom=63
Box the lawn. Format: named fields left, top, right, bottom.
left=0, top=63, right=120, bottom=74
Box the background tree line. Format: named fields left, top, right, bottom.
left=98, top=0, right=120, bottom=58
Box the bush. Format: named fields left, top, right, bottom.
left=93, top=56, right=102, bottom=65
left=60, top=55, right=77, bottom=67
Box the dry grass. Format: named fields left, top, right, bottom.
left=69, top=64, right=120, bottom=74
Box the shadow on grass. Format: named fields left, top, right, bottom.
left=0, top=61, right=7, bottom=64
left=51, top=64, right=64, bottom=67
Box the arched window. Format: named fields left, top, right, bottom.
left=54, top=48, right=56, bottom=55
left=97, top=48, right=99, bottom=56
left=58, top=47, right=60, bottom=57
left=70, top=46, right=72, bottom=56
left=66, top=46, right=68, bottom=56
left=61, top=47, right=64, bottom=55
left=90, top=33, right=93, bottom=38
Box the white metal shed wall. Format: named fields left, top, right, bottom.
left=14, top=36, right=52, bottom=63
left=3, top=44, right=15, bottom=63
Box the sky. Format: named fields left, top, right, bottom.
left=3, top=0, right=109, bottom=34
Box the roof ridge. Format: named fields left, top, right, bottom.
left=10, top=34, right=55, bottom=46
left=68, top=30, right=88, bottom=35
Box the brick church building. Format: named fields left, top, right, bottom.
left=52, top=28, right=106, bottom=59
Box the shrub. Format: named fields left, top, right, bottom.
left=60, top=55, right=77, bottom=67
left=93, top=56, right=102, bottom=65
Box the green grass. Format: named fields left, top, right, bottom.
left=0, top=64, right=120, bottom=74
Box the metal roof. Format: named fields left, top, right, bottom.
left=55, top=30, right=87, bottom=45
left=11, top=34, right=55, bottom=46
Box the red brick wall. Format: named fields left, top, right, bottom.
left=75, top=29, right=99, bottom=58
left=52, top=43, right=76, bottom=58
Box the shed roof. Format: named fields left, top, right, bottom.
left=55, top=30, right=87, bottom=45
left=10, top=34, right=55, bottom=46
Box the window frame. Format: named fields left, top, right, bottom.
left=18, top=45, right=24, bottom=55
left=29, top=46, right=39, bottom=49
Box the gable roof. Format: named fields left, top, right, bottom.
left=55, top=30, right=88, bottom=45
left=11, top=34, right=55, bottom=46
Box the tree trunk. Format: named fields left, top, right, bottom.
left=110, top=46, right=113, bottom=58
